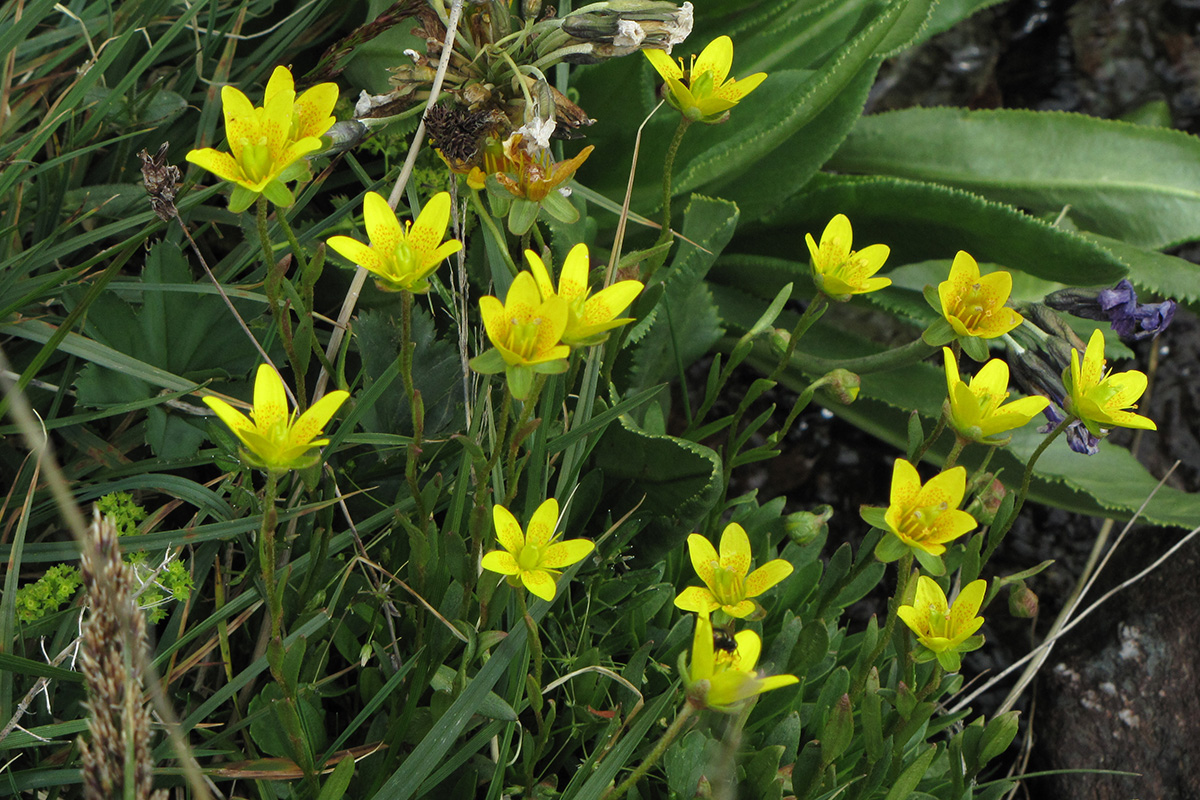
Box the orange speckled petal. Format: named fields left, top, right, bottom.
left=525, top=498, right=559, bottom=549
left=674, top=586, right=720, bottom=613
left=584, top=280, right=642, bottom=324
left=492, top=504, right=526, bottom=554
left=951, top=579, right=987, bottom=627
left=263, top=66, right=296, bottom=108
left=291, top=390, right=349, bottom=447
left=326, top=235, right=379, bottom=271
left=644, top=47, right=683, bottom=81
left=252, top=364, right=289, bottom=429
left=918, top=465, right=967, bottom=510
left=294, top=82, right=338, bottom=139
left=481, top=550, right=520, bottom=576
left=557, top=243, right=591, bottom=301
left=408, top=192, right=452, bottom=260
left=521, top=569, right=558, bottom=601
left=542, top=538, right=594, bottom=569
left=694, top=36, right=734, bottom=87
left=745, top=559, right=793, bottom=597
left=203, top=396, right=255, bottom=442
left=362, top=191, right=402, bottom=252
left=717, top=523, right=751, bottom=577
left=186, top=148, right=244, bottom=184
left=686, top=533, right=719, bottom=586
left=889, top=458, right=921, bottom=508
left=524, top=250, right=557, bottom=299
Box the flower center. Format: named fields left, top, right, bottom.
left=900, top=501, right=948, bottom=542
left=709, top=564, right=744, bottom=606
left=925, top=602, right=951, bottom=639
left=240, top=140, right=274, bottom=183
left=517, top=544, right=542, bottom=571
left=387, top=238, right=420, bottom=282
left=507, top=315, right=546, bottom=360
left=955, top=282, right=993, bottom=329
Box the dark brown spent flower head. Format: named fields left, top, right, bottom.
left=425, top=104, right=499, bottom=171
left=78, top=509, right=164, bottom=800
left=138, top=143, right=181, bottom=221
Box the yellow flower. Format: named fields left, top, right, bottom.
left=203, top=364, right=349, bottom=472
left=481, top=499, right=594, bottom=601
left=884, top=460, right=975, bottom=557
left=897, top=576, right=986, bottom=672
left=1064, top=329, right=1156, bottom=437
left=186, top=66, right=337, bottom=212
left=674, top=523, right=793, bottom=619
left=644, top=35, right=767, bottom=122
left=937, top=251, right=1023, bottom=339
left=326, top=192, right=462, bottom=293
left=804, top=214, right=891, bottom=300
left=686, top=612, right=798, bottom=712
left=943, top=348, right=1049, bottom=444
left=525, top=244, right=644, bottom=346
left=470, top=271, right=571, bottom=399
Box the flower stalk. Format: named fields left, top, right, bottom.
left=603, top=702, right=697, bottom=800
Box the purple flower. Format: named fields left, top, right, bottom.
left=1039, top=404, right=1100, bottom=455
left=1046, top=280, right=1176, bottom=341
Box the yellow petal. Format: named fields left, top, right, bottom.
left=525, top=498, right=559, bottom=549
left=583, top=280, right=643, bottom=325
left=409, top=191, right=453, bottom=260
left=723, top=600, right=757, bottom=618
left=252, top=364, right=289, bottom=430
left=644, top=47, right=683, bottom=81
left=717, top=522, right=751, bottom=577
left=918, top=465, right=967, bottom=510
left=478, top=295, right=508, bottom=345
left=291, top=390, right=349, bottom=447
left=694, top=36, right=734, bottom=88
left=481, top=550, right=520, bottom=576
left=294, top=82, right=338, bottom=139
left=889, top=459, right=921, bottom=508
left=744, top=559, right=793, bottom=597
left=558, top=244, right=591, bottom=301
left=185, top=148, right=245, bottom=185
left=721, top=72, right=767, bottom=102
left=950, top=579, right=987, bottom=630
left=203, top=396, right=255, bottom=442
left=733, top=629, right=762, bottom=670
left=326, top=235, right=383, bottom=274
left=690, top=612, right=715, bottom=681
left=492, top=504, right=525, bottom=554
left=363, top=192, right=403, bottom=254
left=913, top=575, right=949, bottom=617
left=686, top=533, right=719, bottom=587
left=542, top=538, right=594, bottom=569
left=943, top=347, right=961, bottom=398
left=521, top=569, right=558, bottom=601
left=525, top=249, right=557, bottom=300
left=674, top=586, right=720, bottom=613
left=263, top=66, right=296, bottom=108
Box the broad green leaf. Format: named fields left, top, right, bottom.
left=672, top=0, right=907, bottom=198
left=1082, top=231, right=1200, bottom=305
left=593, top=414, right=723, bottom=560
left=758, top=174, right=1128, bottom=285
left=829, top=107, right=1200, bottom=248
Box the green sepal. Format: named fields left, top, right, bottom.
left=921, top=317, right=955, bottom=346
left=959, top=335, right=990, bottom=362
left=958, top=634, right=985, bottom=653
left=913, top=547, right=946, bottom=575
left=261, top=179, right=295, bottom=209
left=532, top=359, right=569, bottom=375
left=468, top=349, right=507, bottom=375
left=906, top=410, right=924, bottom=461
left=505, top=365, right=534, bottom=399
left=911, top=646, right=938, bottom=664
left=935, top=649, right=963, bottom=673
left=278, top=159, right=311, bottom=185
left=873, top=532, right=906, bottom=563
left=923, top=283, right=942, bottom=313
left=540, top=189, right=580, bottom=224
left=507, top=198, right=540, bottom=235
left=228, top=184, right=259, bottom=213
left=484, top=176, right=513, bottom=217
left=859, top=505, right=888, bottom=529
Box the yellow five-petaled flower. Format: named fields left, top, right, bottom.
left=937, top=251, right=1023, bottom=340
left=470, top=271, right=571, bottom=399
left=481, top=499, right=594, bottom=601
left=686, top=611, right=798, bottom=712
left=526, top=244, right=644, bottom=346
left=326, top=191, right=462, bottom=294
left=897, top=576, right=987, bottom=672
left=644, top=35, right=766, bottom=123
left=884, top=460, right=975, bottom=558
left=1063, top=328, right=1156, bottom=437
left=805, top=214, right=892, bottom=300
left=186, top=66, right=337, bottom=212
left=203, top=364, right=350, bottom=473
left=943, top=348, right=1049, bottom=445
left=674, top=523, right=793, bottom=619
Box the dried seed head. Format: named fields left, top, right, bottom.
left=138, top=143, right=181, bottom=221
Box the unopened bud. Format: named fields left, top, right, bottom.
left=975, top=477, right=1006, bottom=525
left=769, top=328, right=791, bottom=358
left=823, top=368, right=860, bottom=405
left=1008, top=581, right=1038, bottom=619
left=786, top=505, right=832, bottom=545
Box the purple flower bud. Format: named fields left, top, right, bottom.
left=1039, top=404, right=1100, bottom=455
left=1046, top=280, right=1176, bottom=341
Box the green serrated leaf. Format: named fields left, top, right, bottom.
left=830, top=107, right=1200, bottom=248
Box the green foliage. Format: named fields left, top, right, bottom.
left=0, top=0, right=1191, bottom=798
